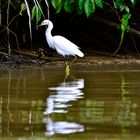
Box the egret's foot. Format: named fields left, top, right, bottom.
left=65, top=64, right=70, bottom=78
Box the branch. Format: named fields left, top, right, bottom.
left=92, top=16, right=140, bottom=38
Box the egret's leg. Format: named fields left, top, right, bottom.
left=64, top=56, right=70, bottom=78
left=64, top=56, right=68, bottom=68
left=65, top=64, right=70, bottom=78
left=70, top=56, right=77, bottom=66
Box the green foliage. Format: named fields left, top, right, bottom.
left=94, top=0, right=103, bottom=8
left=113, top=0, right=134, bottom=54
left=19, top=3, right=27, bottom=16
left=51, top=0, right=103, bottom=17
left=51, top=0, right=63, bottom=13
left=64, top=0, right=74, bottom=12
left=115, top=0, right=136, bottom=13
left=115, top=0, right=129, bottom=13
left=84, top=0, right=95, bottom=17
left=32, top=5, right=42, bottom=25
left=77, top=0, right=85, bottom=14
left=118, top=13, right=131, bottom=49
left=121, top=13, right=131, bottom=32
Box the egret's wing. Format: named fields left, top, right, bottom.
left=53, top=36, right=84, bottom=57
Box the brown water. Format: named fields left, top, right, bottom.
left=0, top=64, right=140, bottom=140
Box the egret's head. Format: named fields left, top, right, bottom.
left=41, top=19, right=50, bottom=26
left=39, top=19, right=53, bottom=30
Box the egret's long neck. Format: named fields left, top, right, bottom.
left=45, top=21, right=55, bottom=49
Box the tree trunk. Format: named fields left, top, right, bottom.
left=0, top=0, right=1, bottom=25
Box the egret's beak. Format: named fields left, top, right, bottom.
left=37, top=24, right=42, bottom=27
left=37, top=24, right=48, bottom=28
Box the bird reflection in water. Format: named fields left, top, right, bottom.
left=44, top=79, right=84, bottom=136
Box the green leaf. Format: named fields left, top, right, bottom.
left=64, top=0, right=74, bottom=12
left=36, top=7, right=42, bottom=24
left=130, top=0, right=135, bottom=4
left=115, top=0, right=122, bottom=6
left=124, top=5, right=129, bottom=13
left=84, top=0, right=95, bottom=17
left=51, top=0, right=63, bottom=13
left=31, top=5, right=42, bottom=24
left=78, top=0, right=85, bottom=14
left=121, top=13, right=131, bottom=31
left=114, top=0, right=130, bottom=13
left=19, top=3, right=26, bottom=15
left=51, top=0, right=61, bottom=9
left=21, top=3, right=26, bottom=11
left=114, top=0, right=124, bottom=11
left=31, top=6, right=36, bottom=19
left=56, top=3, right=63, bottom=13
left=113, top=13, right=131, bottom=55
left=94, top=0, right=103, bottom=8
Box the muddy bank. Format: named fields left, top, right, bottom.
left=1, top=52, right=140, bottom=71
left=33, top=55, right=140, bottom=72
left=75, top=55, right=140, bottom=64
left=65, top=55, right=140, bottom=71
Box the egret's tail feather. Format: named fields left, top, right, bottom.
left=77, top=50, right=84, bottom=57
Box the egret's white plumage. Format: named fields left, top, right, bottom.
left=40, top=19, right=84, bottom=57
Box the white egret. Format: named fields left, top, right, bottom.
left=40, top=19, right=84, bottom=76
left=40, top=20, right=84, bottom=59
